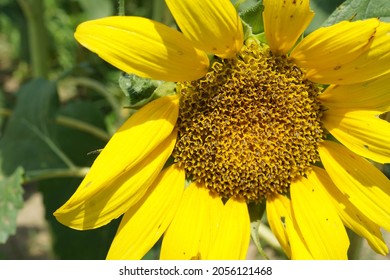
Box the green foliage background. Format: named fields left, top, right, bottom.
left=0, top=0, right=388, bottom=259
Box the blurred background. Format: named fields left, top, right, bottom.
left=0, top=0, right=389, bottom=260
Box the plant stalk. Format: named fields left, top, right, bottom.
left=17, top=0, right=49, bottom=78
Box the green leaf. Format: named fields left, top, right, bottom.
left=119, top=73, right=176, bottom=109
left=0, top=78, right=66, bottom=175
left=323, top=0, right=390, bottom=26
left=0, top=78, right=65, bottom=245
left=305, top=0, right=345, bottom=34
left=119, top=73, right=161, bottom=109
left=239, top=0, right=264, bottom=35
left=0, top=167, right=24, bottom=243
left=55, top=100, right=108, bottom=165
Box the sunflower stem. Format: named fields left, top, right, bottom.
left=118, top=0, right=125, bottom=16
left=250, top=223, right=269, bottom=260
left=347, top=230, right=364, bottom=260
left=56, top=115, right=111, bottom=141
left=24, top=167, right=90, bottom=183
left=248, top=202, right=273, bottom=259
left=152, top=0, right=165, bottom=22
left=68, top=77, right=124, bottom=126
left=17, top=0, right=49, bottom=78
left=258, top=223, right=282, bottom=252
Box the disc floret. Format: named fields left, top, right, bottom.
left=173, top=42, right=324, bottom=201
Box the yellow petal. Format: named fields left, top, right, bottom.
left=263, top=0, right=314, bottom=55
left=54, top=130, right=177, bottom=229
left=319, top=141, right=390, bottom=232
left=75, top=16, right=209, bottom=82
left=207, top=199, right=250, bottom=260
left=54, top=96, right=179, bottom=229
left=106, top=165, right=185, bottom=260
left=160, top=182, right=223, bottom=260
left=56, top=95, right=178, bottom=209
left=290, top=172, right=349, bottom=259
left=294, top=21, right=390, bottom=85
left=266, top=194, right=292, bottom=258
left=266, top=194, right=313, bottom=259
left=291, top=19, right=379, bottom=84
left=285, top=217, right=314, bottom=260
left=311, top=166, right=388, bottom=256
left=166, top=0, right=243, bottom=58
left=323, top=109, right=390, bottom=164
left=319, top=73, right=390, bottom=112
left=334, top=21, right=390, bottom=83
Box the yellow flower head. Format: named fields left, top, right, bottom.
left=54, top=0, right=390, bottom=260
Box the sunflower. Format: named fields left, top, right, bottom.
left=54, top=0, right=390, bottom=260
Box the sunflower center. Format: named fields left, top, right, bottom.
left=173, top=41, right=324, bottom=201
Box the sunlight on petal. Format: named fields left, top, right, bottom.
left=319, top=141, right=390, bottom=232
left=266, top=194, right=292, bottom=258
left=290, top=172, right=349, bottom=259
left=267, top=194, right=313, bottom=259
left=166, top=0, right=243, bottom=58
left=312, top=166, right=388, bottom=256
left=323, top=109, right=390, bottom=164
left=291, top=19, right=378, bottom=72
left=294, top=21, right=390, bottom=84
left=285, top=217, right=314, bottom=260
left=106, top=165, right=185, bottom=260
left=263, top=0, right=314, bottom=55
left=160, top=182, right=223, bottom=260
left=54, top=95, right=179, bottom=213
left=54, top=131, right=177, bottom=229
left=319, top=73, right=390, bottom=112
left=207, top=199, right=250, bottom=260
left=75, top=16, right=209, bottom=81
